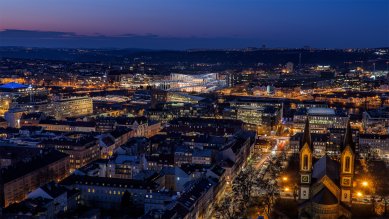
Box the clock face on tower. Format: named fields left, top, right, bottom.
left=342, top=177, right=352, bottom=186
left=301, top=174, right=310, bottom=183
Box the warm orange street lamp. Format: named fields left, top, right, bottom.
left=357, top=192, right=363, bottom=197
left=282, top=177, right=288, bottom=182
left=362, top=181, right=368, bottom=187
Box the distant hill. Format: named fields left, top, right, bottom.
left=0, top=47, right=153, bottom=62
left=0, top=47, right=388, bottom=67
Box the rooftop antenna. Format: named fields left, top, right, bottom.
left=298, top=53, right=302, bottom=67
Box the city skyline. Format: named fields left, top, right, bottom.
left=0, top=1, right=389, bottom=219
left=1, top=0, right=388, bottom=49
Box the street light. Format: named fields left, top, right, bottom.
left=357, top=191, right=363, bottom=197
left=282, top=177, right=288, bottom=182
left=284, top=187, right=290, bottom=192
left=362, top=181, right=368, bottom=187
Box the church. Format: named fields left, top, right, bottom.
left=298, top=119, right=355, bottom=219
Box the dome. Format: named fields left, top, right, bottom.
left=0, top=82, right=28, bottom=89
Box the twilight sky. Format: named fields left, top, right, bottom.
left=0, top=0, right=388, bottom=49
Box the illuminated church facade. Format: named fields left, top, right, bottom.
left=298, top=119, right=355, bottom=219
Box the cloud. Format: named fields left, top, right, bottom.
left=0, top=29, right=262, bottom=50
left=2, top=29, right=386, bottom=49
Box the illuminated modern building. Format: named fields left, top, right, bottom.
left=294, top=107, right=348, bottom=133
left=167, top=92, right=205, bottom=104
left=53, top=96, right=93, bottom=120
left=227, top=96, right=284, bottom=109
left=236, top=106, right=281, bottom=133
left=153, top=73, right=226, bottom=93
left=0, top=82, right=31, bottom=95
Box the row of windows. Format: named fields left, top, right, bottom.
left=77, top=181, right=152, bottom=189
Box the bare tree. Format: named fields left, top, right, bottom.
left=231, top=164, right=258, bottom=216
left=252, top=156, right=282, bottom=219
left=214, top=195, right=243, bottom=219
left=371, top=175, right=389, bottom=217
left=257, top=178, right=280, bottom=219
left=365, top=158, right=389, bottom=217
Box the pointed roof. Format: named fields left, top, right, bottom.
left=312, top=187, right=338, bottom=205
left=300, top=118, right=313, bottom=151
left=312, top=155, right=340, bottom=182
left=341, top=120, right=355, bottom=152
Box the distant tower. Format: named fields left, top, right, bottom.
left=266, top=85, right=275, bottom=95
left=340, top=121, right=355, bottom=204
left=299, top=53, right=302, bottom=66
left=299, top=118, right=313, bottom=200
left=286, top=62, right=294, bottom=73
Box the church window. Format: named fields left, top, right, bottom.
left=345, top=156, right=351, bottom=172
left=303, top=155, right=308, bottom=170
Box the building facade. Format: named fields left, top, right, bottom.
left=0, top=149, right=70, bottom=208
left=298, top=120, right=355, bottom=219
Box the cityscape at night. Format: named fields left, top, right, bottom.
left=0, top=0, right=389, bottom=219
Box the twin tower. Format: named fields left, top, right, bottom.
left=298, top=119, right=355, bottom=218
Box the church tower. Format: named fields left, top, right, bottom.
left=340, top=121, right=355, bottom=204
left=299, top=118, right=313, bottom=200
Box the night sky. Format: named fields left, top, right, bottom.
left=0, top=0, right=388, bottom=49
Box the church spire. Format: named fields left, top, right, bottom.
left=299, top=117, right=313, bottom=200
left=340, top=119, right=355, bottom=204
left=342, top=120, right=355, bottom=152
left=300, top=118, right=312, bottom=150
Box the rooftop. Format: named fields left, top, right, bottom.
left=312, top=155, right=340, bottom=183
left=0, top=82, right=29, bottom=90
left=0, top=149, right=69, bottom=183
left=307, top=107, right=336, bottom=116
